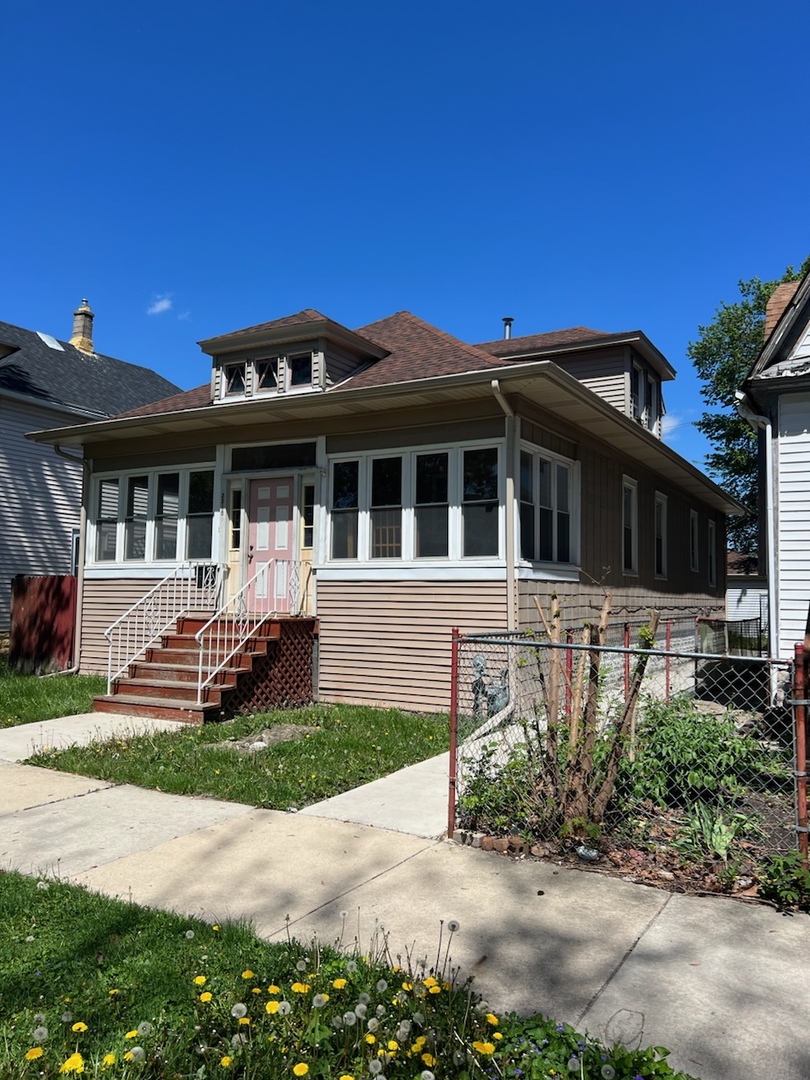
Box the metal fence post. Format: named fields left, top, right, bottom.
left=665, top=619, right=672, bottom=703
left=623, top=621, right=630, bottom=699
left=448, top=627, right=460, bottom=840
left=793, top=643, right=809, bottom=865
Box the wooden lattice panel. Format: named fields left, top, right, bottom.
left=221, top=618, right=316, bottom=718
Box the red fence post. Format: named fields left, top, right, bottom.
left=793, top=643, right=809, bottom=866
left=448, top=628, right=460, bottom=841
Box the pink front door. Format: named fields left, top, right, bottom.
left=248, top=478, right=294, bottom=613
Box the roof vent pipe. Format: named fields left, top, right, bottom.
left=502, top=317, right=514, bottom=340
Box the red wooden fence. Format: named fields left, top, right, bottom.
left=9, top=575, right=77, bottom=673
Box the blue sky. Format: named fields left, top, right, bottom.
left=4, top=0, right=808, bottom=471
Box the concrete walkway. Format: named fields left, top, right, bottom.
left=1, top=714, right=809, bottom=1080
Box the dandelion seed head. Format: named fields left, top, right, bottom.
left=37, top=881, right=49, bottom=891
left=367, top=1018, right=379, bottom=1032
left=33, top=1026, right=48, bottom=1042
left=358, top=992, right=371, bottom=1005
left=343, top=1010, right=357, bottom=1026
left=185, top=930, right=195, bottom=940
left=355, top=1002, right=367, bottom=1018
left=346, top=960, right=358, bottom=973
left=26, top=934, right=35, bottom=942
left=369, top=1061, right=382, bottom=1076
left=231, top=1003, right=247, bottom=1018
left=137, top=1021, right=153, bottom=1036
left=376, top=1004, right=386, bottom=1018
left=230, top=1032, right=248, bottom=1047
left=296, top=959, right=308, bottom=971
left=278, top=1001, right=292, bottom=1016
left=61, top=1011, right=73, bottom=1024
left=313, top=993, right=328, bottom=1008
left=130, top=1047, right=145, bottom=1061
left=601, top=1068, right=616, bottom=1079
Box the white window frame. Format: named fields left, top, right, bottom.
left=326, top=441, right=502, bottom=565
left=690, top=509, right=700, bottom=573
left=622, top=476, right=639, bottom=575
left=630, top=361, right=659, bottom=433
left=519, top=443, right=580, bottom=567
left=654, top=492, right=667, bottom=579
left=88, top=465, right=216, bottom=566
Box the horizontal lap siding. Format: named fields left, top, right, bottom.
left=316, top=580, right=508, bottom=712
left=777, top=396, right=810, bottom=658
left=79, top=578, right=162, bottom=673
left=519, top=582, right=723, bottom=631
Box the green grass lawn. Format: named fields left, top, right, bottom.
left=0, top=657, right=106, bottom=727
left=25, top=705, right=448, bottom=809
left=0, top=870, right=696, bottom=1079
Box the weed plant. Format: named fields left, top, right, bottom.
left=0, top=658, right=105, bottom=727
left=25, top=706, right=447, bottom=809
left=0, top=871, right=697, bottom=1078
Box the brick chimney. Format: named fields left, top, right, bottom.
left=69, top=298, right=95, bottom=353
left=763, top=281, right=800, bottom=343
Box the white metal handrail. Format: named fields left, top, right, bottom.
left=105, top=562, right=224, bottom=692
left=195, top=559, right=301, bottom=702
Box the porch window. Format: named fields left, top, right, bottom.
left=187, top=471, right=214, bottom=559
left=155, top=473, right=180, bottom=560
left=331, top=460, right=359, bottom=559
left=622, top=477, right=638, bottom=574
left=95, top=478, right=119, bottom=561
left=520, top=447, right=574, bottom=564
left=415, top=452, right=449, bottom=557
left=124, top=475, right=149, bottom=560
left=371, top=456, right=402, bottom=558
left=462, top=447, right=498, bottom=557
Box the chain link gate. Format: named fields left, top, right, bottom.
left=449, top=617, right=803, bottom=893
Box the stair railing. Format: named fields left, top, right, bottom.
left=105, top=562, right=225, bottom=692
left=195, top=559, right=300, bottom=702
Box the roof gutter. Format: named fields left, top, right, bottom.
left=734, top=391, right=777, bottom=672
left=492, top=380, right=516, bottom=631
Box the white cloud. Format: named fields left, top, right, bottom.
left=147, top=294, right=173, bottom=316
left=661, top=413, right=683, bottom=441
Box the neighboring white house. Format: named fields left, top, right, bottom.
left=739, top=273, right=810, bottom=660
left=0, top=301, right=180, bottom=631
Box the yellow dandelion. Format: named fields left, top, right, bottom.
left=423, top=976, right=437, bottom=987
left=429, top=985, right=441, bottom=994
left=472, top=1040, right=496, bottom=1055
left=486, top=1012, right=499, bottom=1026
left=267, top=984, right=281, bottom=994
left=238, top=1017, right=251, bottom=1026
left=213, top=924, right=220, bottom=931
left=199, top=992, right=213, bottom=1003
left=421, top=1053, right=436, bottom=1067
left=293, top=1065, right=309, bottom=1077
left=266, top=1000, right=280, bottom=1015
left=494, top=1031, right=504, bottom=1041
left=108, top=989, right=119, bottom=996
left=251, top=987, right=262, bottom=995
left=220, top=1055, right=232, bottom=1067
left=242, top=969, right=254, bottom=979
left=72, top=1022, right=88, bottom=1033
left=387, top=1040, right=399, bottom=1051
left=102, top=1053, right=116, bottom=1067
left=25, top=1048, right=44, bottom=1061
left=414, top=1036, right=426, bottom=1048
left=338, top=1075, right=355, bottom=1080
left=401, top=981, right=413, bottom=991
left=194, top=976, right=207, bottom=986
left=291, top=981, right=310, bottom=994
left=365, top=1033, right=376, bottom=1044
left=125, top=1030, right=138, bottom=1039
left=59, top=1052, right=85, bottom=1074
left=332, top=977, right=347, bottom=989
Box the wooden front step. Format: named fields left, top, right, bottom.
left=93, top=693, right=223, bottom=724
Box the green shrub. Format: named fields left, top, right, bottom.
left=759, top=851, right=810, bottom=912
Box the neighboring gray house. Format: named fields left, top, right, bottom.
left=0, top=301, right=180, bottom=631
left=739, top=271, right=810, bottom=660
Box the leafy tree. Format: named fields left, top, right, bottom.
left=688, top=256, right=810, bottom=554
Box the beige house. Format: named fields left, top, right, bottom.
left=33, top=309, right=738, bottom=718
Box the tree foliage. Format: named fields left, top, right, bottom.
left=688, top=256, right=810, bottom=554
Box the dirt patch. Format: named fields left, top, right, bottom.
left=214, top=725, right=319, bottom=754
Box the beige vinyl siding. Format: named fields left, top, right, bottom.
left=324, top=342, right=368, bottom=386
left=553, top=351, right=626, bottom=411
left=316, top=579, right=508, bottom=712
left=0, top=398, right=83, bottom=628
left=79, top=577, right=163, bottom=673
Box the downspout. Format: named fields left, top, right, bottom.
left=491, top=380, right=517, bottom=631
left=50, top=445, right=88, bottom=675
left=735, top=391, right=778, bottom=668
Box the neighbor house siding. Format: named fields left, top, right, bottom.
left=518, top=581, right=723, bottom=632
left=776, top=394, right=810, bottom=659
left=316, top=578, right=508, bottom=712
left=553, top=351, right=626, bottom=412
left=0, top=397, right=82, bottom=629
left=78, top=577, right=163, bottom=673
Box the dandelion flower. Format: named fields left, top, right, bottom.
left=266, top=1001, right=280, bottom=1015
left=137, top=1021, right=153, bottom=1036
left=200, top=992, right=213, bottom=1003
left=128, top=1048, right=145, bottom=1062
left=71, top=1022, right=88, bottom=1033
left=333, top=977, right=347, bottom=989
left=365, top=1033, right=376, bottom=1045
left=231, top=1003, right=248, bottom=1018
left=291, top=982, right=310, bottom=994
left=102, top=1053, right=116, bottom=1067
left=376, top=979, right=388, bottom=993
left=33, top=1026, right=48, bottom=1042
left=486, top=1013, right=499, bottom=1026
left=108, top=989, right=119, bottom=996
left=241, top=969, right=254, bottom=979
left=25, top=1048, right=44, bottom=1061
left=213, top=925, right=221, bottom=931
left=220, top=1056, right=233, bottom=1067
left=447, top=919, right=460, bottom=932
left=387, top=1040, right=399, bottom=1051
left=339, top=1075, right=355, bottom=1080
left=194, top=976, right=207, bottom=986
left=267, top=984, right=280, bottom=994
left=251, top=987, right=262, bottom=995
left=401, top=981, right=413, bottom=991
left=278, top=1001, right=292, bottom=1016
left=185, top=930, right=195, bottom=940
left=125, top=1030, right=138, bottom=1039
left=293, top=1065, right=309, bottom=1077
left=59, top=1052, right=85, bottom=1073
left=296, top=959, right=308, bottom=972
left=313, top=993, right=329, bottom=1008
left=428, top=985, right=441, bottom=994
left=493, top=1032, right=503, bottom=1041
left=472, top=1041, right=495, bottom=1055
left=421, top=1054, right=436, bottom=1068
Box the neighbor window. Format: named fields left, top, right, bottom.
left=690, top=510, right=699, bottom=572
left=654, top=492, right=667, bottom=578
left=622, top=478, right=638, bottom=574
left=707, top=519, right=717, bottom=586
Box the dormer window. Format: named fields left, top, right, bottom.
left=256, top=358, right=278, bottom=391
left=224, top=362, right=246, bottom=396
left=289, top=353, right=313, bottom=388
left=631, top=362, right=659, bottom=433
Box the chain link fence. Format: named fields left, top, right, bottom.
left=450, top=615, right=802, bottom=890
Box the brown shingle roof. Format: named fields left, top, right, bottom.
left=476, top=327, right=612, bottom=357
left=201, top=309, right=329, bottom=343
left=116, top=383, right=212, bottom=418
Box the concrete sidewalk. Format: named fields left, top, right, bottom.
left=1, top=715, right=809, bottom=1080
